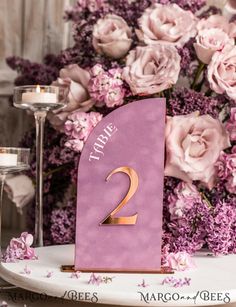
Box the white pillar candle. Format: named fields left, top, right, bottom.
left=0, top=154, right=17, bottom=166
left=22, top=85, right=57, bottom=104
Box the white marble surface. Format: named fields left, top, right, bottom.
left=0, top=245, right=236, bottom=307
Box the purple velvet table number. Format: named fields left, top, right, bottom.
left=74, top=98, right=166, bottom=272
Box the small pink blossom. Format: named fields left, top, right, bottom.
left=215, top=151, right=236, bottom=194
left=78, top=0, right=106, bottom=12
left=88, top=273, right=103, bottom=285
left=165, top=252, right=196, bottom=271
left=226, top=108, right=236, bottom=141
left=45, top=271, right=54, bottom=278
left=161, top=276, right=191, bottom=287
left=0, top=302, right=8, bottom=307
left=138, top=279, right=149, bottom=287
left=70, top=272, right=81, bottom=279
left=2, top=232, right=37, bottom=263
left=64, top=111, right=102, bottom=153
left=88, top=64, right=125, bottom=108
left=20, top=265, right=31, bottom=275
left=168, top=182, right=203, bottom=220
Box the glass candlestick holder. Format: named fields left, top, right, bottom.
left=13, top=85, right=67, bottom=247
left=0, top=147, right=30, bottom=262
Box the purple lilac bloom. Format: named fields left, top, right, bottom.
left=226, top=108, right=236, bottom=142
left=165, top=199, right=212, bottom=254
left=177, top=38, right=198, bottom=77
left=158, top=0, right=205, bottom=13
left=168, top=87, right=223, bottom=118
left=50, top=200, right=76, bottom=244
left=207, top=201, right=236, bottom=255
left=6, top=56, right=59, bottom=86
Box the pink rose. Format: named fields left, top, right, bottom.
left=136, top=3, right=197, bottom=47
left=48, top=64, right=94, bottom=131
left=92, top=14, right=132, bottom=59
left=207, top=44, right=236, bottom=100
left=197, top=15, right=236, bottom=38
left=122, top=45, right=180, bottom=95
left=166, top=252, right=196, bottom=271
left=165, top=112, right=230, bottom=189
left=194, top=28, right=234, bottom=64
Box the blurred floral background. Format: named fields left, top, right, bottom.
left=0, top=0, right=76, bottom=244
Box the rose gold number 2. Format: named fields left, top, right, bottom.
left=100, top=166, right=139, bottom=225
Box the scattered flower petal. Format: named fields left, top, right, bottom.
left=20, top=265, right=31, bottom=275
left=70, top=272, right=81, bottom=279
left=45, top=271, right=54, bottom=278
left=138, top=279, right=149, bottom=287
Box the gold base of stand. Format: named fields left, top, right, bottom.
left=60, top=265, right=174, bottom=274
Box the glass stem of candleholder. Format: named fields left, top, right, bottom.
left=0, top=173, right=6, bottom=262
left=34, top=110, right=47, bottom=247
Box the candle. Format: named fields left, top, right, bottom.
left=22, top=85, right=57, bottom=104
left=0, top=153, right=17, bottom=166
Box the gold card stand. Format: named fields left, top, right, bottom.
left=60, top=265, right=174, bottom=274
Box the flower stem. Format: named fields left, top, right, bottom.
left=200, top=192, right=213, bottom=209
left=44, top=163, right=73, bottom=178
left=191, top=62, right=206, bottom=90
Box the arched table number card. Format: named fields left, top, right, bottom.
left=73, top=98, right=166, bottom=273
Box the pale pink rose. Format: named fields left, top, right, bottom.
left=194, top=28, right=234, bottom=64
left=165, top=112, right=230, bottom=189
left=207, top=44, right=236, bottom=100
left=197, top=15, right=236, bottom=38
left=48, top=64, right=94, bottom=132
left=166, top=252, right=196, bottom=271
left=136, top=3, right=197, bottom=47
left=92, top=14, right=132, bottom=59
left=122, top=45, right=180, bottom=95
